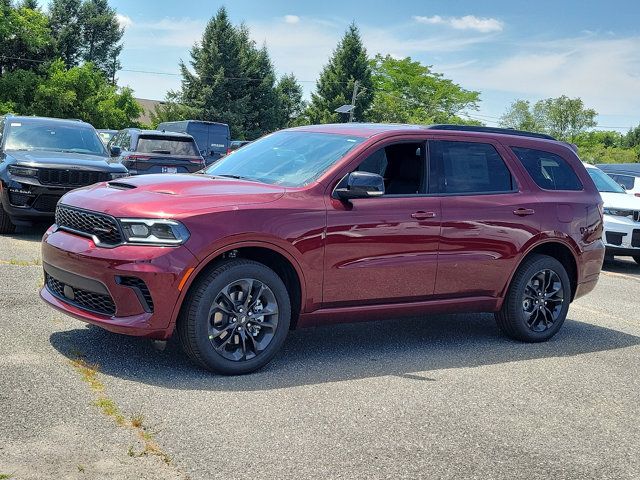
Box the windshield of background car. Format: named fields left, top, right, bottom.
left=136, top=135, right=200, bottom=156
left=587, top=168, right=626, bottom=193
left=205, top=131, right=365, bottom=187
left=4, top=120, right=107, bottom=156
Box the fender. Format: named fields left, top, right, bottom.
left=167, top=237, right=309, bottom=333
left=497, top=232, right=581, bottom=305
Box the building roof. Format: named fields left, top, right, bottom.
left=135, top=98, right=165, bottom=125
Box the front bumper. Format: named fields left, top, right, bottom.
left=40, top=226, right=197, bottom=339
left=602, top=214, right=640, bottom=255
left=0, top=180, right=69, bottom=222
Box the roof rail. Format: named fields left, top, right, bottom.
left=426, top=124, right=556, bottom=140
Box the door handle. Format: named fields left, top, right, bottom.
left=513, top=208, right=535, bottom=216
left=411, top=211, right=436, bottom=220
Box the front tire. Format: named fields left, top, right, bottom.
left=0, top=201, right=16, bottom=234
left=495, top=254, right=571, bottom=342
left=177, top=259, right=291, bottom=375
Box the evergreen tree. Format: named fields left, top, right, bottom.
left=79, top=0, right=123, bottom=81
left=276, top=73, right=305, bottom=128
left=172, top=7, right=280, bottom=139
left=306, top=23, right=373, bottom=124
left=49, top=0, right=82, bottom=68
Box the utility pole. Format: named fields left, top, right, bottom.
left=348, top=80, right=359, bottom=123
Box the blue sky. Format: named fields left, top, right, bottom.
left=110, top=0, right=640, bottom=131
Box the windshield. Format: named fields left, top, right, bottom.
left=205, top=131, right=365, bottom=187
left=136, top=135, right=199, bottom=156
left=4, top=119, right=107, bottom=156
left=587, top=168, right=626, bottom=193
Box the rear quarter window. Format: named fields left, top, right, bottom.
left=511, top=146, right=583, bottom=191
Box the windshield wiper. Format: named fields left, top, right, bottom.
left=214, top=174, right=256, bottom=181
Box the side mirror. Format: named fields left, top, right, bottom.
left=334, top=171, right=385, bottom=200
left=110, top=146, right=121, bottom=157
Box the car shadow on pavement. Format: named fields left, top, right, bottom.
left=49, top=312, right=640, bottom=391
left=6, top=224, right=50, bottom=242
left=602, top=257, right=640, bottom=276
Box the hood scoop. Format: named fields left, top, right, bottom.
left=108, top=181, right=137, bottom=190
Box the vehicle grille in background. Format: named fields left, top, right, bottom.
left=55, top=205, right=122, bottom=246
left=632, top=230, right=640, bottom=248
left=46, top=273, right=116, bottom=316
left=605, top=231, right=624, bottom=246
left=117, top=276, right=154, bottom=312
left=32, top=195, right=60, bottom=212
left=39, top=168, right=109, bottom=187
left=8, top=191, right=31, bottom=207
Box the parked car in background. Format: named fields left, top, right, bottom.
left=229, top=140, right=252, bottom=152
left=0, top=115, right=128, bottom=233
left=97, top=129, right=117, bottom=146
left=40, top=124, right=604, bottom=374
left=108, top=128, right=205, bottom=175
left=596, top=163, right=640, bottom=197
left=585, top=163, right=640, bottom=263
left=158, top=120, right=230, bottom=165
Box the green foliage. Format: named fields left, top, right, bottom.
left=623, top=124, right=640, bottom=148
left=306, top=23, right=373, bottom=124
left=276, top=73, right=306, bottom=128
left=0, top=3, right=53, bottom=73
left=367, top=54, right=480, bottom=124
left=78, top=0, right=123, bottom=80
left=579, top=144, right=639, bottom=164
left=500, top=96, right=597, bottom=142
left=48, top=0, right=83, bottom=68
left=0, top=68, right=42, bottom=113
left=30, top=59, right=141, bottom=128
left=168, top=7, right=281, bottom=139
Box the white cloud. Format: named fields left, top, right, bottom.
left=283, top=15, right=300, bottom=24
left=443, top=36, right=640, bottom=116
left=116, top=13, right=133, bottom=29
left=414, top=15, right=504, bottom=33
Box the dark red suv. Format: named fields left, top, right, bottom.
left=40, top=124, right=605, bottom=374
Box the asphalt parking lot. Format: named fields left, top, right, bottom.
left=1, top=227, right=639, bottom=480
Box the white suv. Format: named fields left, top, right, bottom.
left=585, top=163, right=640, bottom=264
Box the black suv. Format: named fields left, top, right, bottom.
left=0, top=115, right=128, bottom=233
left=108, top=128, right=205, bottom=175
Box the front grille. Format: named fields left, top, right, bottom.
left=46, top=273, right=116, bottom=316
left=55, top=205, right=122, bottom=246
left=117, top=276, right=154, bottom=312
left=32, top=195, right=60, bottom=212
left=39, top=168, right=109, bottom=187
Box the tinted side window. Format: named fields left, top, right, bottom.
left=429, top=140, right=513, bottom=194
left=511, top=147, right=582, bottom=191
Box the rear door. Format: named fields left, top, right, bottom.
left=428, top=137, right=541, bottom=299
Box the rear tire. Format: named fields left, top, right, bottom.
left=0, top=201, right=16, bottom=234
left=177, top=259, right=291, bottom=375
left=495, top=254, right=571, bottom=342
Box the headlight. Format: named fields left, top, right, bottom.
left=8, top=165, right=38, bottom=178
left=603, top=208, right=633, bottom=218
left=119, top=219, right=190, bottom=245
left=110, top=172, right=129, bottom=180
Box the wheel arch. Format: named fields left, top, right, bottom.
left=170, top=241, right=306, bottom=333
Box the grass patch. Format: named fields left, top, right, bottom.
left=0, top=474, right=14, bottom=479
left=69, top=358, right=104, bottom=393
left=93, top=398, right=126, bottom=426
left=77, top=464, right=85, bottom=473
left=0, top=258, right=42, bottom=266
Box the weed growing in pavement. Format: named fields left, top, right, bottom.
left=0, top=474, right=14, bottom=479
left=1, top=258, right=42, bottom=266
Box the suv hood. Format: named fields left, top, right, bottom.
left=600, top=191, right=640, bottom=210
left=59, top=173, right=286, bottom=217
left=6, top=150, right=118, bottom=170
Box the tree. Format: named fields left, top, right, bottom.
left=623, top=124, right=640, bottom=149
left=306, top=23, right=373, bottom=124
left=0, top=3, right=53, bottom=73
left=170, top=7, right=281, bottom=139
left=275, top=73, right=306, bottom=128
left=31, top=59, right=141, bottom=128
left=366, top=54, right=480, bottom=124
left=48, top=0, right=82, bottom=68
left=79, top=0, right=123, bottom=81
left=500, top=96, right=597, bottom=142
left=20, top=0, right=39, bottom=8
left=499, top=100, right=540, bottom=132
